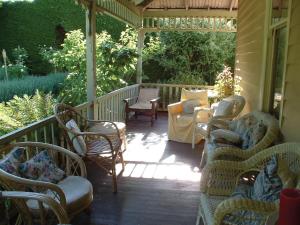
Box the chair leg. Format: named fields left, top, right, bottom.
left=125, top=112, right=129, bottom=125
left=199, top=149, right=207, bottom=170
left=119, top=152, right=125, bottom=173
left=112, top=167, right=118, bottom=193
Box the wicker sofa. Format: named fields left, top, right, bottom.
left=0, top=142, right=93, bottom=224
left=197, top=143, right=300, bottom=225
left=200, top=111, right=280, bottom=169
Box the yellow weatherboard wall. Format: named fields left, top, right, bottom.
left=281, top=0, right=300, bottom=141
left=235, top=0, right=268, bottom=113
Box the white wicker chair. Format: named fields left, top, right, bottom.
left=200, top=111, right=280, bottom=169
left=197, top=143, right=300, bottom=225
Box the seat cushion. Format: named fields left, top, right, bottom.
left=198, top=193, right=226, bottom=225
left=129, top=102, right=152, bottom=110
left=210, top=129, right=241, bottom=144
left=27, top=176, right=93, bottom=214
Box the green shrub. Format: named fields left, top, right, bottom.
left=0, top=90, right=55, bottom=136
left=166, top=72, right=206, bottom=85
left=0, top=73, right=65, bottom=102
left=0, top=64, right=28, bottom=80
left=41, top=28, right=137, bottom=105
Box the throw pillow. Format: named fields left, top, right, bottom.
left=210, top=129, right=241, bottom=144
left=66, top=119, right=87, bottom=156
left=213, top=100, right=234, bottom=117
left=252, top=156, right=282, bottom=201
left=181, top=89, right=208, bottom=106
left=248, top=120, right=267, bottom=148
left=0, top=147, right=25, bottom=176
left=182, top=99, right=201, bottom=114
left=277, top=159, right=297, bottom=188
left=19, top=150, right=65, bottom=183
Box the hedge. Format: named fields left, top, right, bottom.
left=0, top=0, right=125, bottom=74
left=0, top=73, right=66, bottom=103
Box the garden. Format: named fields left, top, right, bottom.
left=0, top=0, right=236, bottom=136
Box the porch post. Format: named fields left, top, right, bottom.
left=86, top=0, right=97, bottom=120
left=136, top=29, right=145, bottom=84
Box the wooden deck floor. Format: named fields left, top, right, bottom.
left=72, top=113, right=204, bottom=225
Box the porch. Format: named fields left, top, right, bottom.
left=72, top=112, right=203, bottom=225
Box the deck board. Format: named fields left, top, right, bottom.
left=72, top=113, right=204, bottom=225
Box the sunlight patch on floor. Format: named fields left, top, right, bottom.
left=117, top=162, right=201, bottom=182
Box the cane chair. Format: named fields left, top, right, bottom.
left=0, top=190, right=70, bottom=225
left=54, top=103, right=125, bottom=192
left=0, top=142, right=92, bottom=223
left=197, top=143, right=300, bottom=225
left=123, top=87, right=160, bottom=126
left=192, top=95, right=245, bottom=148
left=200, top=111, right=280, bottom=169
left=168, top=88, right=209, bottom=144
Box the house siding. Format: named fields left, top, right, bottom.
left=235, top=0, right=267, bottom=113
left=281, top=0, right=300, bottom=141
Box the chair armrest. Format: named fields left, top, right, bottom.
left=13, top=142, right=87, bottom=178
left=150, top=97, right=160, bottom=103
left=211, top=146, right=253, bottom=161
left=168, top=102, right=183, bottom=114
left=193, top=106, right=213, bottom=123
left=0, top=170, right=67, bottom=209
left=213, top=198, right=278, bottom=225
left=1, top=191, right=70, bottom=224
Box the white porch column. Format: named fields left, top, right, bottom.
left=136, top=29, right=145, bottom=84
left=86, top=0, right=97, bottom=120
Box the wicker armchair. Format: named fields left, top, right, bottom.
left=0, top=190, right=70, bottom=225
left=192, top=95, right=245, bottom=148
left=0, top=142, right=92, bottom=224
left=54, top=103, right=125, bottom=193
left=197, top=143, right=300, bottom=225
left=200, top=111, right=279, bottom=169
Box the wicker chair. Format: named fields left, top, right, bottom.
left=168, top=88, right=210, bottom=144
left=54, top=103, right=125, bottom=193
left=197, top=143, right=300, bottom=225
left=199, top=111, right=280, bottom=169
left=123, top=87, right=160, bottom=126
left=0, top=142, right=92, bottom=224
left=0, top=190, right=70, bottom=225
left=192, top=95, right=245, bottom=148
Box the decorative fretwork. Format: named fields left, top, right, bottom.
left=142, top=16, right=237, bottom=32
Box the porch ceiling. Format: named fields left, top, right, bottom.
left=77, top=0, right=238, bottom=31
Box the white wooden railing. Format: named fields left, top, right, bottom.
left=0, top=83, right=214, bottom=146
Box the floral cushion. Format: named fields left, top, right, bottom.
left=19, top=150, right=65, bottom=183
left=0, top=147, right=25, bottom=176
left=182, top=99, right=201, bottom=114
left=210, top=129, right=241, bottom=144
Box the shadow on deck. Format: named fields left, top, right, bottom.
left=72, top=112, right=204, bottom=225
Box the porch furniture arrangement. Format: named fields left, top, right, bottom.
left=54, top=103, right=125, bottom=193
left=0, top=142, right=93, bottom=223
left=192, top=95, right=246, bottom=148
left=123, top=87, right=160, bottom=126
left=197, top=142, right=300, bottom=225
left=200, top=111, right=279, bottom=169
left=0, top=190, right=70, bottom=225
left=168, top=88, right=210, bottom=144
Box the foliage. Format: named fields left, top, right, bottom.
left=41, top=28, right=138, bottom=105
left=0, top=90, right=55, bottom=136
left=143, top=31, right=236, bottom=85
left=214, top=66, right=234, bottom=99
left=0, top=47, right=29, bottom=80
left=0, top=0, right=125, bottom=74
left=166, top=72, right=205, bottom=85
left=0, top=73, right=65, bottom=102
